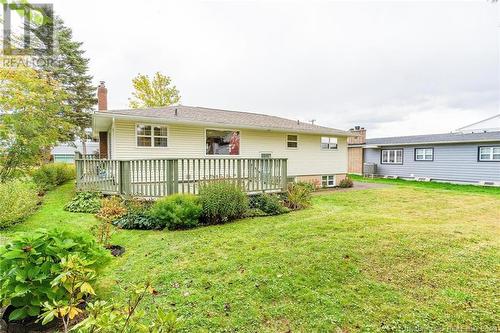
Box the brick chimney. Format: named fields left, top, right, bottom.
left=97, top=81, right=107, bottom=111
left=347, top=126, right=366, bottom=145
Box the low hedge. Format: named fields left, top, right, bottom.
left=32, top=163, right=75, bottom=192
left=149, top=194, right=202, bottom=230
left=0, top=179, right=40, bottom=228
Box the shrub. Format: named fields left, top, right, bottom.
left=149, top=194, right=202, bottom=230
left=113, top=199, right=161, bottom=230
left=285, top=182, right=312, bottom=210
left=249, top=193, right=289, bottom=215
left=243, top=208, right=268, bottom=218
left=96, top=197, right=127, bottom=222
left=339, top=177, right=354, bottom=188
left=0, top=229, right=110, bottom=321
left=295, top=181, right=317, bottom=192
left=199, top=182, right=249, bottom=225
left=0, top=179, right=39, bottom=228
left=113, top=212, right=160, bottom=230
left=32, top=163, right=75, bottom=192
left=64, top=191, right=102, bottom=213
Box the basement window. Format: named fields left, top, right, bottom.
left=322, top=175, right=335, bottom=187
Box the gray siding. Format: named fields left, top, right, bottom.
left=364, top=142, right=500, bottom=183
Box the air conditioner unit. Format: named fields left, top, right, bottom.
left=363, top=163, right=377, bottom=177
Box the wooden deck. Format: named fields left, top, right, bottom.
left=75, top=156, right=288, bottom=198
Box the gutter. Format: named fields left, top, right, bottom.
left=93, top=112, right=356, bottom=137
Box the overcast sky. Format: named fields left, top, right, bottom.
left=47, top=0, right=499, bottom=137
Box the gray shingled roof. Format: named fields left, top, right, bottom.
left=94, top=105, right=352, bottom=136
left=365, top=131, right=500, bottom=146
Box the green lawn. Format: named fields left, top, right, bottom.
left=2, top=182, right=499, bottom=332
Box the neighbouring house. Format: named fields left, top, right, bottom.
left=51, top=140, right=99, bottom=163
left=79, top=82, right=353, bottom=197
left=348, top=116, right=500, bottom=185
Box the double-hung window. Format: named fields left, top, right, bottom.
left=321, top=137, right=338, bottom=150
left=287, top=135, right=298, bottom=149
left=415, top=148, right=434, bottom=161
left=136, top=124, right=168, bottom=147
left=381, top=149, right=403, bottom=164
left=479, top=146, right=500, bottom=162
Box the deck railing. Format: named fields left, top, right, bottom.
left=75, top=156, right=288, bottom=198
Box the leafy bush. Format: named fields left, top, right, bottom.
left=113, top=212, right=160, bottom=230
left=285, top=182, right=312, bottom=210
left=199, top=182, right=249, bottom=225
left=339, top=177, right=354, bottom=188
left=64, top=191, right=102, bottom=213
left=0, top=179, right=40, bottom=228
left=96, top=197, right=127, bottom=222
left=295, top=181, right=317, bottom=192
left=32, top=163, right=75, bottom=192
left=0, top=229, right=110, bottom=321
left=249, top=193, right=289, bottom=215
left=243, top=208, right=268, bottom=218
left=71, top=283, right=183, bottom=333
left=149, top=194, right=202, bottom=230
left=113, top=199, right=160, bottom=230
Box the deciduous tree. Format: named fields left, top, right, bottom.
left=129, top=72, right=181, bottom=108
left=0, top=67, right=72, bottom=181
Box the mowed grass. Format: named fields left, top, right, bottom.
left=2, top=182, right=499, bottom=332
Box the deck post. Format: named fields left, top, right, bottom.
left=119, top=161, right=131, bottom=197
left=281, top=159, right=288, bottom=191
left=173, top=159, right=179, bottom=194
left=237, top=159, right=242, bottom=188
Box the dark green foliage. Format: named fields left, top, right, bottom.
left=29, top=15, right=97, bottom=143
left=243, top=208, right=268, bottom=218
left=0, top=179, right=40, bottom=228
left=338, top=177, right=354, bottom=188
left=113, top=199, right=160, bottom=230
left=149, top=194, right=202, bottom=230
left=113, top=212, right=161, bottom=230
left=64, top=191, right=101, bottom=213
left=199, top=182, right=249, bottom=224
left=0, top=229, right=110, bottom=321
left=32, top=163, right=75, bottom=192
left=249, top=193, right=289, bottom=215
left=285, top=182, right=312, bottom=210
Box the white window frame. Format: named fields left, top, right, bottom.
left=321, top=137, right=338, bottom=150
left=381, top=149, right=403, bottom=164
left=415, top=148, right=434, bottom=161
left=478, top=146, right=500, bottom=162
left=286, top=134, right=299, bottom=149
left=135, top=124, right=169, bottom=148
left=205, top=128, right=241, bottom=156
left=322, top=175, right=335, bottom=187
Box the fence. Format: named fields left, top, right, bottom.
left=75, top=156, right=288, bottom=198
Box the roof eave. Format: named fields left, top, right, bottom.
left=93, top=112, right=354, bottom=137
left=365, top=139, right=500, bottom=147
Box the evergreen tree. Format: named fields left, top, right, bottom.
left=29, top=13, right=97, bottom=148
